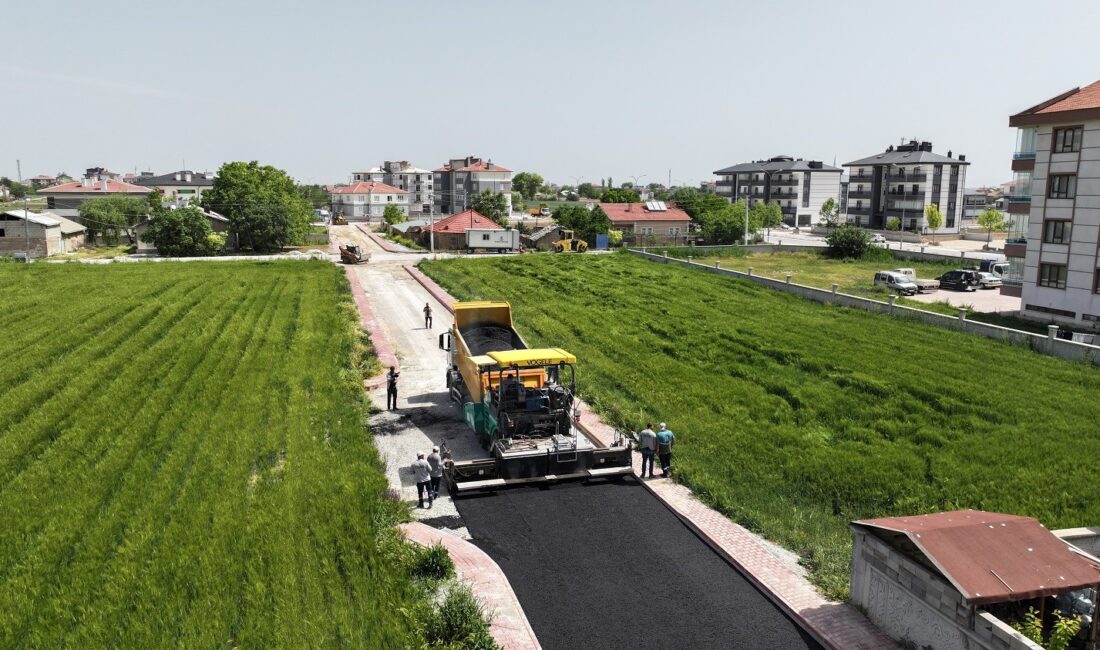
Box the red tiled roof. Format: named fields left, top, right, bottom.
left=427, top=210, right=502, bottom=233
left=599, top=202, right=691, bottom=223
left=329, top=181, right=407, bottom=195
left=1036, top=79, right=1100, bottom=114
left=39, top=179, right=151, bottom=194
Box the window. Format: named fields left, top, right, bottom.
left=1026, top=303, right=1075, bottom=318
left=1053, top=126, right=1083, bottom=153
left=0, top=228, right=4, bottom=238
left=856, top=200, right=863, bottom=209
left=387, top=195, right=393, bottom=202
left=638, top=226, right=653, bottom=235
left=1095, top=271, right=1100, bottom=294
left=668, top=227, right=681, bottom=235
left=1043, top=220, right=1071, bottom=244
left=482, top=233, right=490, bottom=241
left=1038, top=263, right=1068, bottom=289
left=1048, top=174, right=1076, bottom=199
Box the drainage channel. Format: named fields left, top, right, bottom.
left=455, top=478, right=823, bottom=650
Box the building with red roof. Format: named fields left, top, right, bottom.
left=432, top=156, right=513, bottom=216
left=418, top=209, right=501, bottom=250
left=39, top=178, right=153, bottom=218
left=329, top=180, right=408, bottom=222
left=27, top=175, right=57, bottom=189
left=599, top=201, right=691, bottom=245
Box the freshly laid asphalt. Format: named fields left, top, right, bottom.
left=455, top=478, right=822, bottom=650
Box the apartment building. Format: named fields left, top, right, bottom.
left=329, top=181, right=408, bottom=222
left=351, top=161, right=433, bottom=216
left=843, top=141, right=968, bottom=233
left=713, top=156, right=842, bottom=227
left=1006, top=79, right=1100, bottom=330
left=131, top=170, right=215, bottom=203
left=432, top=156, right=512, bottom=216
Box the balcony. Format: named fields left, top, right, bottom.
left=716, top=180, right=736, bottom=187
left=848, top=190, right=872, bottom=199
left=770, top=178, right=798, bottom=187
left=886, top=173, right=927, bottom=182
left=848, top=206, right=871, bottom=215
left=770, top=191, right=798, bottom=199
left=1004, top=194, right=1031, bottom=203
left=1012, top=151, right=1037, bottom=160
left=849, top=174, right=873, bottom=182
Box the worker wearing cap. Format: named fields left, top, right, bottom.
left=386, top=366, right=400, bottom=411
left=427, top=446, right=443, bottom=499
left=423, top=302, right=433, bottom=329
left=656, top=422, right=675, bottom=478
left=412, top=453, right=433, bottom=508
left=637, top=422, right=658, bottom=478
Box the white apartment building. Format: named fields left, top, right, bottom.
left=843, top=141, right=969, bottom=234
left=1007, top=79, right=1100, bottom=330
left=329, top=181, right=408, bottom=222
left=713, top=156, right=842, bottom=227
left=433, top=156, right=512, bottom=216
left=351, top=161, right=433, bottom=216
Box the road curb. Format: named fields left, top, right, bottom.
left=401, top=523, right=542, bottom=650
left=403, top=264, right=456, bottom=313
left=355, top=224, right=419, bottom=254
left=343, top=264, right=398, bottom=386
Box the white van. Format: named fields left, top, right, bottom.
left=873, top=271, right=919, bottom=296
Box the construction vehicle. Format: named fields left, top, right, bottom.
left=332, top=213, right=348, bottom=226
left=339, top=243, right=369, bottom=264
left=438, top=301, right=632, bottom=492
left=552, top=230, right=588, bottom=253
left=528, top=206, right=552, bottom=217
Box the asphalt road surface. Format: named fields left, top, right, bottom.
left=456, top=479, right=822, bottom=650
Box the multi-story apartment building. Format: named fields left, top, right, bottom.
left=1006, top=79, right=1100, bottom=330
left=351, top=161, right=433, bottom=216
left=713, top=156, right=842, bottom=227
left=132, top=170, right=215, bottom=204
left=432, top=156, right=512, bottom=216
left=843, top=141, right=969, bottom=233
left=329, top=181, right=408, bottom=222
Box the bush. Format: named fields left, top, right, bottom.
left=410, top=543, right=455, bottom=581
left=885, top=217, right=901, bottom=231
left=825, top=224, right=871, bottom=259
left=424, top=584, right=499, bottom=649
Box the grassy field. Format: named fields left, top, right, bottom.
left=0, top=261, right=430, bottom=647
left=421, top=253, right=1100, bottom=600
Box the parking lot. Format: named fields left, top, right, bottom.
left=906, top=285, right=1021, bottom=312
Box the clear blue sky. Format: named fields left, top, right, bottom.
left=4, top=0, right=1099, bottom=188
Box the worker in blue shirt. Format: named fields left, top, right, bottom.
left=656, top=422, right=675, bottom=478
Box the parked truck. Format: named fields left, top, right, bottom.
left=891, top=268, right=939, bottom=292
left=466, top=228, right=520, bottom=253
left=438, top=301, right=632, bottom=492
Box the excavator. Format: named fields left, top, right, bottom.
left=551, top=230, right=588, bottom=253
left=339, top=243, right=368, bottom=264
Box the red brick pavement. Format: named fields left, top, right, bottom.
left=401, top=523, right=541, bottom=650
left=355, top=224, right=416, bottom=253
left=403, top=265, right=456, bottom=312
left=343, top=265, right=397, bottom=389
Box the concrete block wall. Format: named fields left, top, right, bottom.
left=1055, top=527, right=1100, bottom=558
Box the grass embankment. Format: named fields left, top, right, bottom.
left=0, top=261, right=488, bottom=648
left=421, top=253, right=1100, bottom=600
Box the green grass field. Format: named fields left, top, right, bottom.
left=0, top=261, right=423, bottom=647
left=421, top=253, right=1100, bottom=600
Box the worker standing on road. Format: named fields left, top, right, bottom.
left=427, top=446, right=443, bottom=499
left=412, top=453, right=433, bottom=508
left=423, top=302, right=433, bottom=329
left=656, top=422, right=675, bottom=478
left=386, top=366, right=400, bottom=411
left=637, top=423, right=658, bottom=478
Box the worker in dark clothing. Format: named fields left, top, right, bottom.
left=423, top=302, right=433, bottom=329
left=412, top=453, right=433, bottom=508
left=386, top=366, right=399, bottom=410
left=427, top=446, right=443, bottom=499
left=656, top=422, right=675, bottom=477
left=637, top=422, right=658, bottom=478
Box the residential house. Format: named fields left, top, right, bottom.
left=433, top=157, right=512, bottom=216
left=352, top=161, right=433, bottom=216
left=1005, top=79, right=1100, bottom=329
left=388, top=219, right=431, bottom=239
left=844, top=141, right=969, bottom=233
left=714, top=156, right=843, bottom=228
left=599, top=201, right=692, bottom=245
left=131, top=170, right=215, bottom=204
left=38, top=177, right=153, bottom=219
left=27, top=175, right=57, bottom=189
left=133, top=208, right=234, bottom=253
left=0, top=209, right=86, bottom=257
left=83, top=167, right=122, bottom=182
left=962, top=189, right=989, bottom=222
left=329, top=181, right=408, bottom=222
left=419, top=209, right=501, bottom=250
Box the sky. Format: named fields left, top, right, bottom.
left=3, top=0, right=1099, bottom=189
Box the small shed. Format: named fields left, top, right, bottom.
left=851, top=510, right=1099, bottom=650
left=133, top=208, right=234, bottom=253
left=523, top=224, right=569, bottom=251
left=419, top=210, right=501, bottom=250
left=0, top=210, right=86, bottom=257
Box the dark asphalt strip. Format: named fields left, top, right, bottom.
left=455, top=478, right=822, bottom=650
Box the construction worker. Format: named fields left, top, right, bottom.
left=423, top=302, right=433, bottom=329
left=656, top=422, right=675, bottom=477
left=427, top=446, right=443, bottom=499
left=412, top=453, right=433, bottom=508
left=386, top=366, right=400, bottom=410
left=637, top=423, right=658, bottom=478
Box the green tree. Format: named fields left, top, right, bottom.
left=512, top=172, right=543, bottom=201
left=751, top=201, right=783, bottom=238
left=577, top=182, right=599, bottom=199
left=383, top=204, right=407, bottom=226
left=669, top=187, right=727, bottom=220
left=78, top=194, right=152, bottom=245
left=296, top=184, right=330, bottom=209
left=512, top=192, right=527, bottom=214
left=142, top=204, right=223, bottom=256
left=202, top=161, right=313, bottom=252
left=924, top=203, right=944, bottom=244
left=552, top=204, right=610, bottom=244
left=600, top=187, right=640, bottom=203
left=825, top=224, right=871, bottom=258
left=700, top=200, right=747, bottom=244
left=468, top=190, right=509, bottom=226
left=819, top=197, right=840, bottom=227
left=976, top=207, right=1006, bottom=243
left=885, top=216, right=902, bottom=231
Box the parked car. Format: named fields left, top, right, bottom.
left=976, top=271, right=1003, bottom=289
left=938, top=269, right=982, bottom=291
left=978, top=259, right=1009, bottom=278
left=891, top=268, right=939, bottom=292
left=871, top=234, right=887, bottom=243
left=873, top=271, right=919, bottom=296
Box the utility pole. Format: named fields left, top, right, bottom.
left=742, top=185, right=750, bottom=244
left=17, top=159, right=29, bottom=258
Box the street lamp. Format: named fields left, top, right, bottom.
left=629, top=174, right=647, bottom=194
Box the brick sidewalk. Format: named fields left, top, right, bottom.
left=401, top=523, right=541, bottom=650
left=343, top=265, right=397, bottom=389
left=355, top=224, right=419, bottom=254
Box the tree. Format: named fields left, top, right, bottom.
left=512, top=172, right=543, bottom=201
left=468, top=190, right=509, bottom=226
left=600, top=187, right=640, bottom=203
left=751, top=201, right=783, bottom=238
left=511, top=192, right=527, bottom=214
left=924, top=203, right=944, bottom=244
left=143, top=204, right=223, bottom=256
left=885, top=216, right=901, bottom=231
left=383, top=204, right=407, bottom=226
left=819, top=197, right=840, bottom=228
left=825, top=224, right=872, bottom=259
left=202, top=161, right=313, bottom=252
left=669, top=187, right=727, bottom=220
left=976, top=207, right=1006, bottom=243
left=577, top=182, right=599, bottom=199
left=78, top=194, right=152, bottom=245
left=552, top=204, right=610, bottom=244
left=699, top=200, right=748, bottom=244
left=297, top=184, right=330, bottom=209
left=1, top=178, right=32, bottom=199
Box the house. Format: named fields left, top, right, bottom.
left=844, top=141, right=969, bottom=233
left=329, top=181, right=408, bottom=222
left=83, top=167, right=122, bottom=182
left=352, top=161, right=433, bottom=216
left=433, top=157, right=513, bottom=216
left=133, top=208, right=234, bottom=254
left=1003, top=79, right=1100, bottom=329
left=131, top=170, right=215, bottom=203
left=523, top=224, right=571, bottom=251
left=27, top=175, right=57, bottom=189
left=0, top=210, right=87, bottom=257
left=714, top=155, right=843, bottom=228
left=599, top=201, right=692, bottom=245
left=388, top=219, right=431, bottom=238
left=38, top=178, right=152, bottom=219
left=419, top=209, right=501, bottom=250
